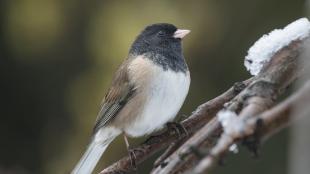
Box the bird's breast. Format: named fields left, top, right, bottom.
left=122, top=55, right=190, bottom=137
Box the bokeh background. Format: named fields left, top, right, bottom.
left=0, top=0, right=307, bottom=173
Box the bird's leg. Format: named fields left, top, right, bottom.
left=123, top=134, right=137, bottom=169
left=123, top=134, right=146, bottom=170
left=166, top=121, right=188, bottom=139
left=124, top=134, right=131, bottom=151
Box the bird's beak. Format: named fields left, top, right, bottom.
left=173, top=29, right=191, bottom=39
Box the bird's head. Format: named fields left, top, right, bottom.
left=129, top=23, right=190, bottom=56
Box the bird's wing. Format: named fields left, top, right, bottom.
left=93, top=60, right=136, bottom=133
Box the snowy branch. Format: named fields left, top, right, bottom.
left=191, top=79, right=310, bottom=174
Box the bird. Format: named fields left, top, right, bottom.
left=72, top=23, right=191, bottom=174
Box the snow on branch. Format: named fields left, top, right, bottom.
left=245, top=18, right=310, bottom=75
left=192, top=80, right=310, bottom=174
left=188, top=18, right=310, bottom=174
left=217, top=110, right=244, bottom=137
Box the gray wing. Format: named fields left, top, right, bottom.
left=93, top=60, right=136, bottom=134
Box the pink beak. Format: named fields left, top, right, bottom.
left=173, top=29, right=191, bottom=39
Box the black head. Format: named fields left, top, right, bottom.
left=129, top=23, right=190, bottom=72
left=129, top=23, right=190, bottom=56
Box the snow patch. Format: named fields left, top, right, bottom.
left=217, top=110, right=244, bottom=136
left=245, top=18, right=310, bottom=76
left=229, top=143, right=239, bottom=154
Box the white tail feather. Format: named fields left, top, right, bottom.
left=72, top=129, right=119, bottom=174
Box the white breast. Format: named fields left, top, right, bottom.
left=124, top=56, right=190, bottom=137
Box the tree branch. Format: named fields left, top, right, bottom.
left=188, top=39, right=308, bottom=174
left=191, top=79, right=310, bottom=174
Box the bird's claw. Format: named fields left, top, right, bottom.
left=128, top=147, right=146, bottom=170
left=166, top=122, right=188, bottom=139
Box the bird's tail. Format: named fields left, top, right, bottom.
left=72, top=132, right=118, bottom=174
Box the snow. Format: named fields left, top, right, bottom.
left=245, top=18, right=310, bottom=76
left=229, top=143, right=239, bottom=154
left=217, top=110, right=245, bottom=136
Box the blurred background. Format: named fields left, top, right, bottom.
left=0, top=0, right=307, bottom=173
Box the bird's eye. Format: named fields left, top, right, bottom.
left=157, top=31, right=165, bottom=37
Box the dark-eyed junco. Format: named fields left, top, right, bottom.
left=72, top=23, right=191, bottom=174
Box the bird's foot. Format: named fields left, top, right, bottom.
left=166, top=121, right=188, bottom=139
left=128, top=147, right=147, bottom=170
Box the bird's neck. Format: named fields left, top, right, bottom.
left=129, top=49, right=187, bottom=73
left=129, top=43, right=187, bottom=73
